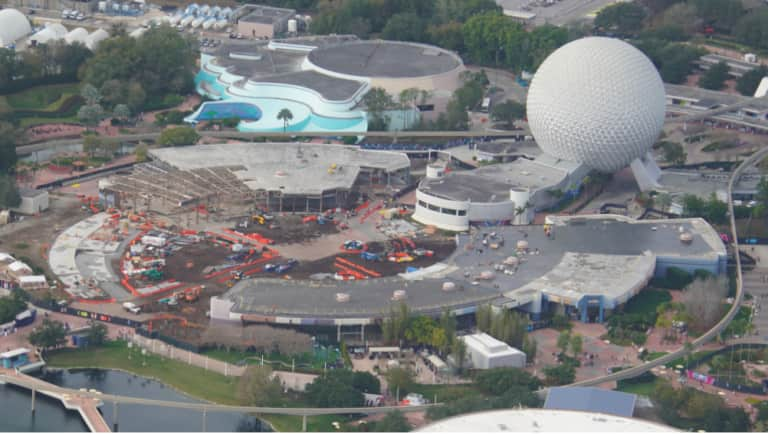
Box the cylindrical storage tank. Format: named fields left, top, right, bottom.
left=214, top=19, right=227, bottom=30
left=221, top=7, right=232, bottom=18
left=65, top=27, right=89, bottom=45
left=441, top=282, right=456, bottom=292
left=516, top=240, right=529, bottom=250
left=287, top=19, right=297, bottom=33
left=191, top=16, right=205, bottom=28
left=510, top=188, right=530, bottom=206
left=168, top=14, right=181, bottom=25
left=180, top=15, right=195, bottom=27
left=680, top=232, right=693, bottom=244
left=426, top=164, right=445, bottom=179
left=202, top=17, right=216, bottom=29
left=199, top=4, right=210, bottom=15
left=336, top=293, right=350, bottom=303
left=392, top=290, right=407, bottom=301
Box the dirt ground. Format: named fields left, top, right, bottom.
left=283, top=239, right=455, bottom=279
left=230, top=214, right=340, bottom=244
left=0, top=193, right=88, bottom=301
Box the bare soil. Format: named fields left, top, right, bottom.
left=230, top=214, right=341, bottom=244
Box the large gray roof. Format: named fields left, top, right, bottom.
left=544, top=387, right=637, bottom=418
left=220, top=215, right=726, bottom=321
left=307, top=40, right=462, bottom=78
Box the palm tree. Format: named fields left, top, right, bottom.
left=277, top=108, right=293, bottom=132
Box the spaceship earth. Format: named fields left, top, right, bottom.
left=526, top=37, right=666, bottom=173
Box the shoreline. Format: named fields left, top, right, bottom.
left=42, top=365, right=279, bottom=432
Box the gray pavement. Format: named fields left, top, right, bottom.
left=740, top=268, right=768, bottom=343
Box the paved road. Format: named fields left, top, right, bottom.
left=737, top=267, right=768, bottom=344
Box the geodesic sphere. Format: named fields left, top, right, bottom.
left=526, top=37, right=666, bottom=173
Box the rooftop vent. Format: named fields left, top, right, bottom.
left=392, top=290, right=407, bottom=301
left=336, top=293, right=350, bottom=303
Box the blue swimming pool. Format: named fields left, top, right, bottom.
left=191, top=101, right=263, bottom=122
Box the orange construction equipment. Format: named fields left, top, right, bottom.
left=335, top=257, right=381, bottom=278
left=302, top=215, right=318, bottom=224
left=400, top=237, right=416, bottom=250
left=334, top=262, right=367, bottom=280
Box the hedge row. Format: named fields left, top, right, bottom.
left=0, top=95, right=84, bottom=123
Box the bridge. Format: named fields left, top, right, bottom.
left=0, top=368, right=439, bottom=432
left=0, top=367, right=111, bottom=432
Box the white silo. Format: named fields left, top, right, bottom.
left=287, top=19, right=297, bottom=33
left=426, top=163, right=446, bottom=179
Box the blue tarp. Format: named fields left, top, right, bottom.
left=544, top=387, right=637, bottom=418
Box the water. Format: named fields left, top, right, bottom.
left=0, top=369, right=269, bottom=432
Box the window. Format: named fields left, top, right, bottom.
left=418, top=200, right=427, bottom=208
left=458, top=210, right=467, bottom=216
left=441, top=208, right=457, bottom=215
left=428, top=203, right=439, bottom=211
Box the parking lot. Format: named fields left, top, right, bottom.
left=495, top=0, right=619, bottom=26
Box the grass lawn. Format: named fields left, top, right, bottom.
left=46, top=341, right=351, bottom=432
left=201, top=347, right=340, bottom=374
left=624, top=289, right=671, bottom=316
left=6, top=83, right=80, bottom=110
left=644, top=351, right=669, bottom=361
left=617, top=379, right=657, bottom=396
left=19, top=114, right=79, bottom=128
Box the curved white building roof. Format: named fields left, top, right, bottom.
left=65, top=27, right=89, bottom=45
left=30, top=23, right=68, bottom=44
left=418, top=409, right=676, bottom=432
left=85, top=28, right=109, bottom=50
left=0, top=9, right=32, bottom=46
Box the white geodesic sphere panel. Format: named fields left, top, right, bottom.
left=526, top=37, right=666, bottom=173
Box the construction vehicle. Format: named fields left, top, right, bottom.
left=231, top=270, right=244, bottom=280
left=141, top=269, right=164, bottom=281
left=252, top=212, right=274, bottom=225
left=343, top=240, right=365, bottom=251
left=412, top=248, right=434, bottom=258
left=122, top=302, right=141, bottom=314
left=361, top=251, right=382, bottom=261
left=276, top=259, right=298, bottom=274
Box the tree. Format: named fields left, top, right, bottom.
left=372, top=410, right=410, bottom=432
left=276, top=108, right=293, bottom=132
left=693, top=0, right=745, bottom=34
left=556, top=330, right=570, bottom=354
left=735, top=9, right=768, bottom=51
left=157, top=126, right=199, bottom=147
left=569, top=334, right=583, bottom=358
left=0, top=175, right=21, bottom=208
left=736, top=65, right=768, bottom=96
left=135, top=143, right=149, bottom=162
left=491, top=100, right=525, bottom=129
left=522, top=335, right=537, bottom=365
left=382, top=302, right=411, bottom=344
left=543, top=364, right=575, bottom=386
left=83, top=134, right=103, bottom=158
left=305, top=370, right=364, bottom=407
left=29, top=319, right=67, bottom=353
left=660, top=141, right=686, bottom=165
left=0, top=122, right=18, bottom=173
left=82, top=25, right=196, bottom=108
left=405, top=315, right=437, bottom=346
left=237, top=365, right=283, bottom=406
left=427, top=22, right=465, bottom=53
left=653, top=3, right=699, bottom=37
left=449, top=336, right=467, bottom=373
left=475, top=368, right=542, bottom=395
left=382, top=12, right=425, bottom=42
left=352, top=371, right=381, bottom=394
left=682, top=276, right=727, bottom=331
left=475, top=304, right=492, bottom=333
left=384, top=367, right=415, bottom=398
left=363, top=87, right=395, bottom=131
left=81, top=83, right=102, bottom=106
left=113, top=104, right=131, bottom=124
left=0, top=291, right=28, bottom=323
left=594, top=2, right=647, bottom=35
left=78, top=104, right=105, bottom=129
left=698, top=61, right=730, bottom=90
left=86, top=320, right=108, bottom=346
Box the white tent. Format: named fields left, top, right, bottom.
left=85, top=28, right=109, bottom=50
left=30, top=23, right=67, bottom=45
left=0, top=9, right=32, bottom=46
left=65, top=27, right=89, bottom=45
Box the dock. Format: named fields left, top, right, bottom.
left=0, top=367, right=111, bottom=432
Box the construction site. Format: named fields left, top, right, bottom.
left=40, top=142, right=456, bottom=345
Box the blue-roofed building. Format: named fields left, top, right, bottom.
left=544, top=387, right=637, bottom=418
